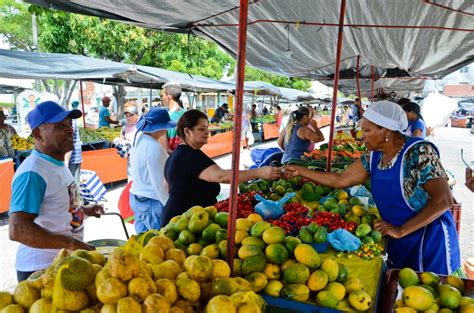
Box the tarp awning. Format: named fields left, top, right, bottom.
left=26, top=0, right=474, bottom=80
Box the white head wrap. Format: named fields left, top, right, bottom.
left=363, top=100, right=408, bottom=132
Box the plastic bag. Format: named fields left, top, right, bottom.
left=246, top=130, right=255, bottom=146
left=254, top=192, right=295, bottom=220
left=327, top=229, right=361, bottom=252
left=420, top=93, right=458, bottom=128
left=348, top=185, right=374, bottom=207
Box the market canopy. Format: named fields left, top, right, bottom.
left=0, top=49, right=165, bottom=86
left=0, top=49, right=289, bottom=94
left=27, top=0, right=474, bottom=80
left=278, top=87, right=316, bottom=102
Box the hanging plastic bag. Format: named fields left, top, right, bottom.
left=327, top=229, right=361, bottom=252
left=254, top=192, right=296, bottom=220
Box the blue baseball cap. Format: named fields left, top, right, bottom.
left=27, top=100, right=82, bottom=130
left=136, top=107, right=176, bottom=134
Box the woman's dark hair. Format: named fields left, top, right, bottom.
left=397, top=98, right=410, bottom=107
left=291, top=106, right=310, bottom=122
left=403, top=102, right=424, bottom=120
left=177, top=109, right=208, bottom=141
left=276, top=105, right=281, bottom=111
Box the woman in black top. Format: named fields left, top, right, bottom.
left=162, top=110, right=281, bottom=227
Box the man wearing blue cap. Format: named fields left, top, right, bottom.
left=8, top=101, right=104, bottom=282
left=129, top=107, right=176, bottom=232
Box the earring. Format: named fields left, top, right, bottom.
left=385, top=136, right=389, bottom=142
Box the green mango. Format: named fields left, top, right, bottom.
left=313, top=227, right=327, bottom=244
left=238, top=183, right=248, bottom=193
left=298, top=228, right=313, bottom=243
left=355, top=223, right=372, bottom=237
left=306, top=222, right=319, bottom=234
left=361, top=236, right=375, bottom=245
left=369, top=230, right=382, bottom=243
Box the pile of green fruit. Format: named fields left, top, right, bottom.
left=394, top=267, right=474, bottom=312
left=161, top=205, right=376, bottom=311
left=79, top=128, right=106, bottom=143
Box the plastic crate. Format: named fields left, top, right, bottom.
left=450, top=201, right=462, bottom=235
left=378, top=268, right=474, bottom=312
left=263, top=260, right=387, bottom=313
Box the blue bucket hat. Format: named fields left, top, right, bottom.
left=27, top=100, right=82, bottom=130
left=136, top=107, right=176, bottom=134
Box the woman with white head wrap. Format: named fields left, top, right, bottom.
left=284, top=101, right=460, bottom=274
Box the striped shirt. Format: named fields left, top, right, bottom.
left=69, top=120, right=83, bottom=164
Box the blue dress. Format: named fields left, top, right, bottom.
left=369, top=137, right=460, bottom=274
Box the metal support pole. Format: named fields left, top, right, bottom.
left=355, top=55, right=362, bottom=100
left=371, top=65, right=375, bottom=101
left=79, top=81, right=86, bottom=128
left=150, top=81, right=153, bottom=108
left=226, top=0, right=249, bottom=269
left=326, top=0, right=347, bottom=172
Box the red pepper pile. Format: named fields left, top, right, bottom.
left=312, top=211, right=358, bottom=232
left=214, top=191, right=260, bottom=218
left=271, top=203, right=310, bottom=234
left=271, top=203, right=358, bottom=234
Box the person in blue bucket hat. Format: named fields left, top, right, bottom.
left=129, top=107, right=176, bottom=233
left=9, top=100, right=104, bottom=282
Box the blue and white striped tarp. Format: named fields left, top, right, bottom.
left=79, top=169, right=106, bottom=203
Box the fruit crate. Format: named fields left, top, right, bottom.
left=378, top=268, right=474, bottom=312
left=450, top=201, right=462, bottom=235
left=263, top=259, right=387, bottom=313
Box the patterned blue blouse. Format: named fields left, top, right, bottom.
left=361, top=141, right=448, bottom=211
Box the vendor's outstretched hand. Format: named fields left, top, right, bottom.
left=374, top=220, right=403, bottom=239
left=259, top=166, right=282, bottom=181
left=281, top=165, right=304, bottom=178
left=82, top=204, right=105, bottom=218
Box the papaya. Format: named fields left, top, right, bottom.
left=321, top=258, right=339, bottom=282
left=283, top=263, right=310, bottom=284
left=262, top=227, right=286, bottom=244
left=284, top=236, right=301, bottom=255
left=241, top=255, right=267, bottom=276
left=241, top=237, right=266, bottom=250
left=238, top=245, right=263, bottom=260
left=281, top=284, right=310, bottom=302
left=402, top=285, right=435, bottom=311
left=316, top=290, right=339, bottom=309
left=265, top=244, right=289, bottom=265
left=294, top=244, right=320, bottom=268
left=250, top=221, right=272, bottom=238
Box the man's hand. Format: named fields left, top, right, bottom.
left=69, top=238, right=96, bottom=251
left=373, top=220, right=403, bottom=239
left=258, top=166, right=282, bottom=181
left=82, top=204, right=105, bottom=218
left=466, top=167, right=473, bottom=192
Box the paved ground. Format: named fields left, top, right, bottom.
left=0, top=126, right=472, bottom=291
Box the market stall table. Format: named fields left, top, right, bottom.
left=81, top=148, right=127, bottom=184
left=0, top=158, right=14, bottom=213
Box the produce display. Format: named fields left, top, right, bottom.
left=161, top=205, right=377, bottom=311
left=251, top=116, right=276, bottom=124
left=79, top=127, right=121, bottom=144
left=301, top=131, right=366, bottom=164
left=10, top=134, right=34, bottom=151
left=393, top=267, right=474, bottom=312
left=208, top=122, right=233, bottom=132
left=0, top=228, right=265, bottom=313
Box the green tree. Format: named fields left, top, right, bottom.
left=0, top=0, right=33, bottom=50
